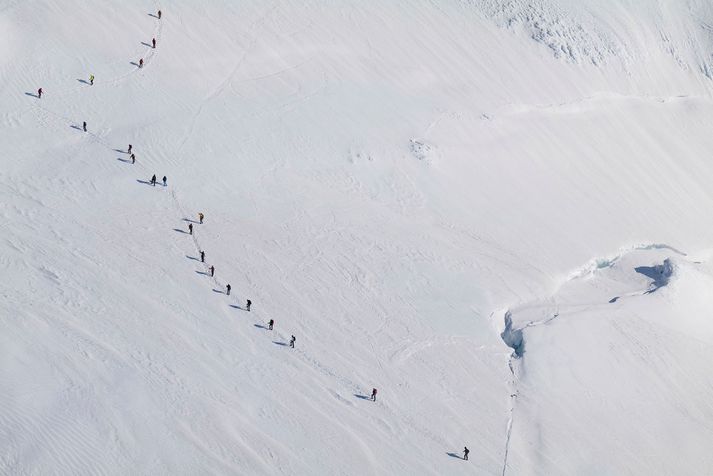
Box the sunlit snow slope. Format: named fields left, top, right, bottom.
left=2, top=0, right=713, bottom=474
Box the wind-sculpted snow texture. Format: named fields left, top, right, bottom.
left=2, top=0, right=713, bottom=474
left=467, top=0, right=713, bottom=77
left=467, top=0, right=625, bottom=65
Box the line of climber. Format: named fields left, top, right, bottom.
left=25, top=3, right=408, bottom=461
left=33, top=8, right=161, bottom=103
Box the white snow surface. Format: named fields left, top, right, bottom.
left=2, top=0, right=713, bottom=474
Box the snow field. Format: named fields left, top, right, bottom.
left=2, top=0, right=713, bottom=474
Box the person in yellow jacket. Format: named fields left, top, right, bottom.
left=89, top=74, right=94, bottom=85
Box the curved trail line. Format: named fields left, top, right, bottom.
left=22, top=0, right=376, bottom=422
left=174, top=4, right=278, bottom=156
left=20, top=3, right=497, bottom=471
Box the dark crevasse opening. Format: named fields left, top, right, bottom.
left=501, top=311, right=524, bottom=358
